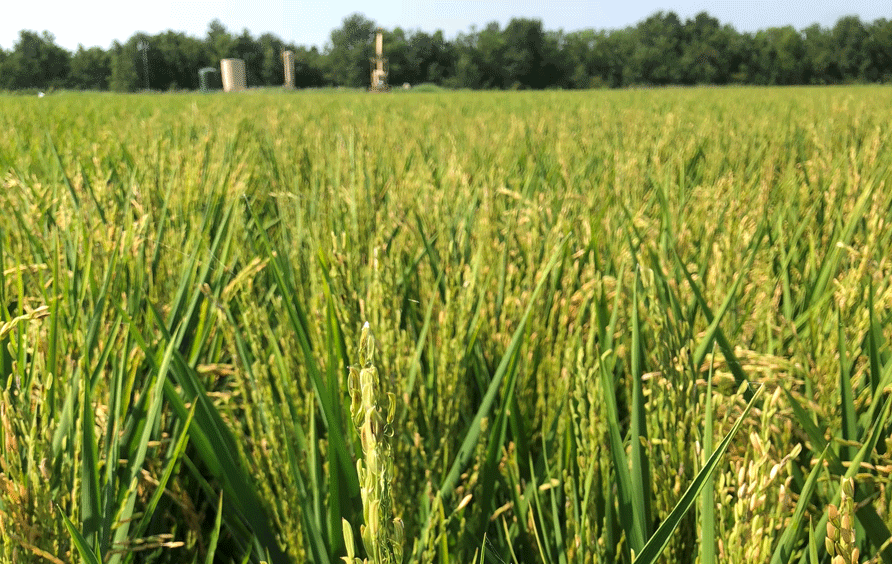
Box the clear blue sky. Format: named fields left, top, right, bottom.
left=1, top=0, right=888, bottom=52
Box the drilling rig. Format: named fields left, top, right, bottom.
left=369, top=28, right=389, bottom=92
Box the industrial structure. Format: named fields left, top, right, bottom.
left=369, top=28, right=389, bottom=92
left=198, top=67, right=221, bottom=92
left=220, top=59, right=246, bottom=92
left=283, top=50, right=295, bottom=89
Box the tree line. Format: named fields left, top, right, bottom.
left=1, top=11, right=891, bottom=92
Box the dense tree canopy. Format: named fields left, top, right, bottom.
left=0, top=31, right=69, bottom=89
left=1, top=11, right=891, bottom=92
left=326, top=13, right=377, bottom=87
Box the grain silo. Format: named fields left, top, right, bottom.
left=283, top=50, right=295, bottom=89
left=220, top=59, right=246, bottom=92
left=369, top=28, right=388, bottom=92
left=198, top=67, right=221, bottom=92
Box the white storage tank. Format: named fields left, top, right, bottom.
left=220, top=59, right=246, bottom=92
left=283, top=50, right=295, bottom=88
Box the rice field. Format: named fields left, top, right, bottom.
left=1, top=86, right=891, bottom=564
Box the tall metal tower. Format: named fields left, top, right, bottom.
left=369, top=28, right=389, bottom=92
left=138, top=40, right=150, bottom=90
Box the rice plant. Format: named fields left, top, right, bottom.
left=0, top=86, right=891, bottom=563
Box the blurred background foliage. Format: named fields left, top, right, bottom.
left=1, top=12, right=892, bottom=91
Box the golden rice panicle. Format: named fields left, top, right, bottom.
left=343, top=323, right=403, bottom=564
left=825, top=478, right=860, bottom=564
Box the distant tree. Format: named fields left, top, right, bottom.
left=833, top=16, right=868, bottom=81
left=406, top=30, right=454, bottom=85
left=229, top=29, right=263, bottom=86
left=630, top=12, right=684, bottom=85
left=153, top=32, right=178, bottom=89
left=68, top=45, right=110, bottom=90
left=751, top=26, right=806, bottom=85
left=326, top=13, right=376, bottom=87
left=2, top=31, right=70, bottom=89
left=289, top=45, right=326, bottom=87
left=449, top=29, right=480, bottom=88
left=564, top=29, right=608, bottom=88
left=42, top=32, right=72, bottom=88
left=475, top=22, right=507, bottom=88
left=5, top=10, right=892, bottom=91
left=152, top=31, right=208, bottom=90
left=864, top=19, right=892, bottom=82
left=681, top=19, right=750, bottom=85
left=383, top=27, right=411, bottom=86
left=502, top=18, right=545, bottom=88
left=0, top=48, right=10, bottom=89
left=256, top=33, right=285, bottom=86
left=540, top=30, right=573, bottom=88
left=206, top=19, right=234, bottom=64
left=717, top=25, right=750, bottom=83
left=405, top=31, right=431, bottom=84
left=802, top=24, right=837, bottom=83
left=180, top=34, right=210, bottom=87
left=602, top=28, right=636, bottom=87
left=109, top=40, right=138, bottom=92
left=680, top=12, right=725, bottom=84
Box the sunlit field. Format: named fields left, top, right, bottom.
left=1, top=86, right=891, bottom=564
